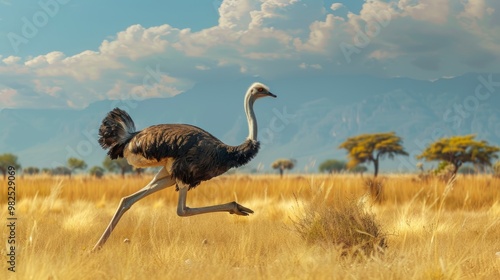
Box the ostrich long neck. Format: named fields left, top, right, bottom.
left=221, top=89, right=260, bottom=169
left=244, top=92, right=257, bottom=141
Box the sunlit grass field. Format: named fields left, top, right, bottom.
left=1, top=174, right=500, bottom=279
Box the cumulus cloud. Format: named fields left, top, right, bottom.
left=460, top=0, right=488, bottom=19
left=331, top=3, right=343, bottom=11
left=99, top=24, right=181, bottom=60
left=299, top=62, right=322, bottom=70
left=25, top=51, right=65, bottom=67
left=33, top=79, right=62, bottom=97
left=397, top=0, right=450, bottom=24
left=2, top=56, right=21, bottom=65
left=195, top=65, right=210, bottom=71
left=1, top=0, right=499, bottom=109
left=0, top=87, right=17, bottom=106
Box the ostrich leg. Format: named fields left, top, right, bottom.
left=176, top=182, right=254, bottom=217
left=92, top=167, right=175, bottom=251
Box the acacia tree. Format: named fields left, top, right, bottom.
left=318, top=159, right=347, bottom=174
left=67, top=157, right=87, bottom=178
left=339, top=132, right=408, bottom=177
left=51, top=166, right=72, bottom=176
left=271, top=158, right=296, bottom=178
left=350, top=165, right=368, bottom=175
left=103, top=157, right=133, bottom=177
left=0, top=153, right=21, bottom=179
left=417, top=135, right=499, bottom=176
left=89, top=166, right=105, bottom=178
left=23, top=167, right=40, bottom=175
left=133, top=167, right=145, bottom=176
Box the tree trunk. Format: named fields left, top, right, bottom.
left=452, top=162, right=461, bottom=177
left=373, top=159, right=379, bottom=178
left=279, top=168, right=283, bottom=178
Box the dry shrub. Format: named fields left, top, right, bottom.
left=364, top=177, right=385, bottom=203
left=435, top=162, right=456, bottom=182
left=493, top=161, right=500, bottom=178
left=293, top=194, right=386, bottom=257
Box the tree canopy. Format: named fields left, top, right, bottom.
left=417, top=135, right=499, bottom=176
left=318, top=159, right=347, bottom=174
left=23, top=166, right=40, bottom=175
left=103, top=157, right=133, bottom=177
left=67, top=157, right=87, bottom=177
left=89, top=166, right=105, bottom=178
left=350, top=165, right=368, bottom=174
left=271, top=158, right=296, bottom=178
left=0, top=153, right=21, bottom=179
left=339, top=132, right=408, bottom=177
left=51, top=166, right=72, bottom=176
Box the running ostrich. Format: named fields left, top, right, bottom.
left=92, top=82, right=276, bottom=251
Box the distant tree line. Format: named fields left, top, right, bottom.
left=318, top=159, right=367, bottom=175
left=0, top=155, right=145, bottom=178
left=1, top=133, right=498, bottom=179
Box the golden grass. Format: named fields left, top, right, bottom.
left=1, top=174, right=500, bottom=279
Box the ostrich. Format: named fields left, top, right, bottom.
left=92, top=82, right=276, bottom=251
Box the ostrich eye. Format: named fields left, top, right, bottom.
left=257, top=88, right=264, bottom=92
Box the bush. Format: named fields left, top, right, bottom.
left=89, top=166, right=105, bottom=178
left=293, top=196, right=386, bottom=257
left=493, top=161, right=500, bottom=178
left=51, top=166, right=71, bottom=176
left=364, top=177, right=385, bottom=203
left=24, top=166, right=40, bottom=175
left=434, top=162, right=455, bottom=182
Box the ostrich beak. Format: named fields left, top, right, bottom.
left=267, top=92, right=277, bottom=98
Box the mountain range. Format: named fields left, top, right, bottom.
left=1, top=73, right=499, bottom=174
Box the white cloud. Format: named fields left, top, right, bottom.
left=33, top=79, right=62, bottom=97
left=294, top=13, right=346, bottom=53
left=25, top=51, right=65, bottom=67
left=2, top=56, right=21, bottom=65
left=398, top=0, right=450, bottom=24
left=0, top=87, right=17, bottom=106
left=37, top=50, right=122, bottom=81
left=460, top=0, right=487, bottom=19
left=99, top=24, right=181, bottom=60
left=330, top=3, right=343, bottom=11
left=129, top=73, right=187, bottom=99
left=195, top=65, right=210, bottom=70
left=218, top=0, right=260, bottom=30
left=299, top=62, right=322, bottom=69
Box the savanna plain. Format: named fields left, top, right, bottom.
left=1, top=174, right=500, bottom=280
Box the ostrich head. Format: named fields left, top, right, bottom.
left=248, top=82, right=277, bottom=100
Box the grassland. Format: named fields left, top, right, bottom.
left=1, top=174, right=500, bottom=279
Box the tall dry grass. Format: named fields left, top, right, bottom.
left=1, top=174, right=499, bottom=279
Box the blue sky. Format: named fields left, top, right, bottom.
left=0, top=0, right=499, bottom=109
left=0, top=1, right=223, bottom=57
